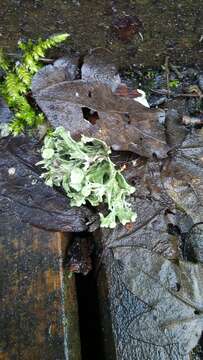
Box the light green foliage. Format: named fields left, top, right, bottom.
left=38, top=127, right=137, bottom=228
left=169, top=79, right=180, bottom=89
left=0, top=49, right=10, bottom=72
left=146, top=70, right=156, bottom=79
left=0, top=34, right=69, bottom=135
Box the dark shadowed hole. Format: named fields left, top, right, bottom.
left=73, top=232, right=105, bottom=360
left=124, top=113, right=131, bottom=124
left=82, top=107, right=99, bottom=125
left=76, top=270, right=105, bottom=360
left=152, top=153, right=158, bottom=160
left=191, top=332, right=203, bottom=358
left=194, top=309, right=201, bottom=315
left=167, top=223, right=181, bottom=236
left=176, top=282, right=181, bottom=291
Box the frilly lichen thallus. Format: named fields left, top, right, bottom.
left=37, top=126, right=137, bottom=228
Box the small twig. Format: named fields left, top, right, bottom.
left=39, top=58, right=54, bottom=63
left=6, top=52, right=54, bottom=63
left=150, top=88, right=203, bottom=98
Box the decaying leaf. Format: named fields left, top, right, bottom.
left=104, top=247, right=203, bottom=360
left=0, top=135, right=98, bottom=232
left=97, top=133, right=203, bottom=358
left=32, top=56, right=167, bottom=159
left=162, top=128, right=203, bottom=223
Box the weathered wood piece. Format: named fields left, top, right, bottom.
left=0, top=212, right=81, bottom=360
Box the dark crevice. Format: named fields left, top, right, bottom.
left=70, top=233, right=106, bottom=360
left=76, top=271, right=105, bottom=360
left=75, top=271, right=105, bottom=359
left=191, top=332, right=203, bottom=358
left=75, top=54, right=85, bottom=80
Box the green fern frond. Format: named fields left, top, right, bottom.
left=17, top=97, right=33, bottom=112
left=23, top=53, right=40, bottom=74
left=35, top=112, right=45, bottom=124
left=5, top=93, right=28, bottom=109
left=1, top=33, right=69, bottom=135
left=32, top=44, right=45, bottom=60
left=20, top=33, right=69, bottom=72
left=9, top=117, right=26, bottom=135
left=15, top=64, right=32, bottom=86
left=0, top=49, right=10, bottom=72
left=34, top=33, right=69, bottom=54
left=48, top=33, right=69, bottom=44
left=18, top=38, right=33, bottom=53
left=5, top=73, right=27, bottom=97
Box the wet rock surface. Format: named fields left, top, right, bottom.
left=81, top=49, right=121, bottom=91
left=0, top=97, right=12, bottom=124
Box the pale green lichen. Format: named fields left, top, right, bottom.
left=37, top=127, right=136, bottom=228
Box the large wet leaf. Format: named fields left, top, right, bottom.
left=32, top=57, right=167, bottom=159
left=0, top=136, right=98, bottom=232
left=101, top=158, right=181, bottom=259
left=162, top=128, right=203, bottom=223
left=99, top=192, right=203, bottom=359
left=98, top=134, right=203, bottom=358
left=104, top=247, right=203, bottom=360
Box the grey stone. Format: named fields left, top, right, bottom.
left=198, top=74, right=203, bottom=92
left=81, top=49, right=121, bottom=91
left=0, top=97, right=12, bottom=124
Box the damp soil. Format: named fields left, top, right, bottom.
left=0, top=0, right=203, bottom=68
